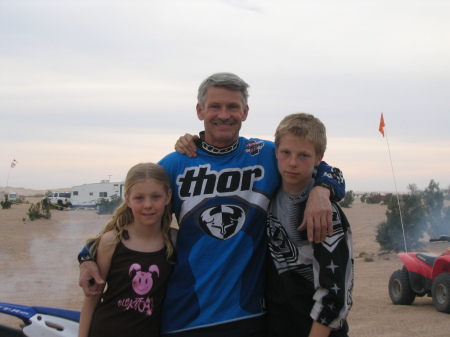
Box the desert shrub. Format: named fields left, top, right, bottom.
left=358, top=251, right=369, bottom=258
left=376, top=180, right=450, bottom=251
left=422, top=180, right=448, bottom=238
left=27, top=200, right=51, bottom=220
left=1, top=195, right=12, bottom=209
left=444, top=185, right=450, bottom=201
left=360, top=193, right=367, bottom=203
left=382, top=193, right=393, bottom=205
left=16, top=195, right=26, bottom=203
left=97, top=195, right=122, bottom=215
left=376, top=186, right=428, bottom=252
left=339, top=190, right=354, bottom=208
left=366, top=193, right=382, bottom=204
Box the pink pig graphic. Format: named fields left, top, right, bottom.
left=129, top=263, right=159, bottom=295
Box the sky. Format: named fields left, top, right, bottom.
left=1, top=0, right=449, bottom=194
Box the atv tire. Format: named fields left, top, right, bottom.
left=389, top=269, right=416, bottom=305
left=432, top=273, right=450, bottom=313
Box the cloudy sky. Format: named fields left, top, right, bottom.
left=2, top=0, right=449, bottom=193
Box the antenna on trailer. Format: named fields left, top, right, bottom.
left=107, top=175, right=112, bottom=182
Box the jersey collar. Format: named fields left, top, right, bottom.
left=195, top=131, right=240, bottom=156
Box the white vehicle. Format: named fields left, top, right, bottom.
left=0, top=191, right=18, bottom=201
left=71, top=180, right=124, bottom=208
left=46, top=191, right=72, bottom=207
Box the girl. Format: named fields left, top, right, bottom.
left=78, top=162, right=176, bottom=337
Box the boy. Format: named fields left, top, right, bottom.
left=266, top=113, right=353, bottom=337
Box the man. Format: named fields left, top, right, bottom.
left=79, top=72, right=345, bottom=336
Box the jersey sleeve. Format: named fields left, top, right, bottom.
left=77, top=241, right=94, bottom=264
left=310, top=204, right=353, bottom=329
left=314, top=161, right=345, bottom=201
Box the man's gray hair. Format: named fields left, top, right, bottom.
left=197, top=72, right=250, bottom=108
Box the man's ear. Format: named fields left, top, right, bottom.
left=241, top=105, right=249, bottom=121
left=196, top=104, right=204, bottom=121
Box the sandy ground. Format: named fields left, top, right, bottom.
left=1, top=197, right=450, bottom=336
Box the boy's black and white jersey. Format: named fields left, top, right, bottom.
left=266, top=185, right=353, bottom=334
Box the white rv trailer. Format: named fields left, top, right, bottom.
left=71, top=180, right=124, bottom=207
left=0, top=191, right=18, bottom=202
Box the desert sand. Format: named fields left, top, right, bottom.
left=1, top=196, right=449, bottom=336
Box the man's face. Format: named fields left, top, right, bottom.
left=197, top=86, right=248, bottom=147
left=276, top=133, right=323, bottom=194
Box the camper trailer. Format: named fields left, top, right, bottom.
left=0, top=191, right=18, bottom=202
left=71, top=180, right=124, bottom=207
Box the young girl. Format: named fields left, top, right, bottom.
left=78, top=162, right=176, bottom=337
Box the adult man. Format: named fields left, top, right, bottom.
left=79, top=72, right=345, bottom=336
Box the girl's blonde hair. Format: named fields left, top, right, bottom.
left=86, top=162, right=174, bottom=262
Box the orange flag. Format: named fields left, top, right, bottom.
left=379, top=113, right=385, bottom=137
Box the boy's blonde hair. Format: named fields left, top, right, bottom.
left=274, top=113, right=327, bottom=156
left=87, top=162, right=174, bottom=262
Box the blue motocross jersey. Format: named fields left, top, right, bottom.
left=158, top=137, right=280, bottom=334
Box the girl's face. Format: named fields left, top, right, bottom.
left=126, top=179, right=171, bottom=228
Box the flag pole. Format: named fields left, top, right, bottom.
left=6, top=166, right=11, bottom=194
left=6, top=159, right=18, bottom=195
left=380, top=113, right=408, bottom=252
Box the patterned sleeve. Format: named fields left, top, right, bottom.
left=310, top=203, right=353, bottom=329
left=314, top=161, right=345, bottom=201
left=77, top=241, right=94, bottom=264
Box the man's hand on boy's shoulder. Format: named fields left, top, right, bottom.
left=175, top=133, right=199, bottom=158
left=298, top=186, right=333, bottom=243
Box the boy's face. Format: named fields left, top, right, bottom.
left=276, top=133, right=323, bottom=194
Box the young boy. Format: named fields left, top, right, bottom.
left=266, top=113, right=353, bottom=337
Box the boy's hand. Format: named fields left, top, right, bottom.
left=298, top=186, right=333, bottom=242
left=79, top=261, right=105, bottom=296
left=175, top=133, right=199, bottom=158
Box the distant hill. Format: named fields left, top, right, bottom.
left=0, top=186, right=72, bottom=196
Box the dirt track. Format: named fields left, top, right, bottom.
left=1, top=198, right=450, bottom=336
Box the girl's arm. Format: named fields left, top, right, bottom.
left=78, top=231, right=116, bottom=337
left=78, top=294, right=101, bottom=337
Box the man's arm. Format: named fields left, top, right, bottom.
left=314, top=161, right=345, bottom=201
left=299, top=162, right=345, bottom=242
left=174, top=133, right=199, bottom=158
left=78, top=245, right=105, bottom=296
left=79, top=232, right=114, bottom=337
